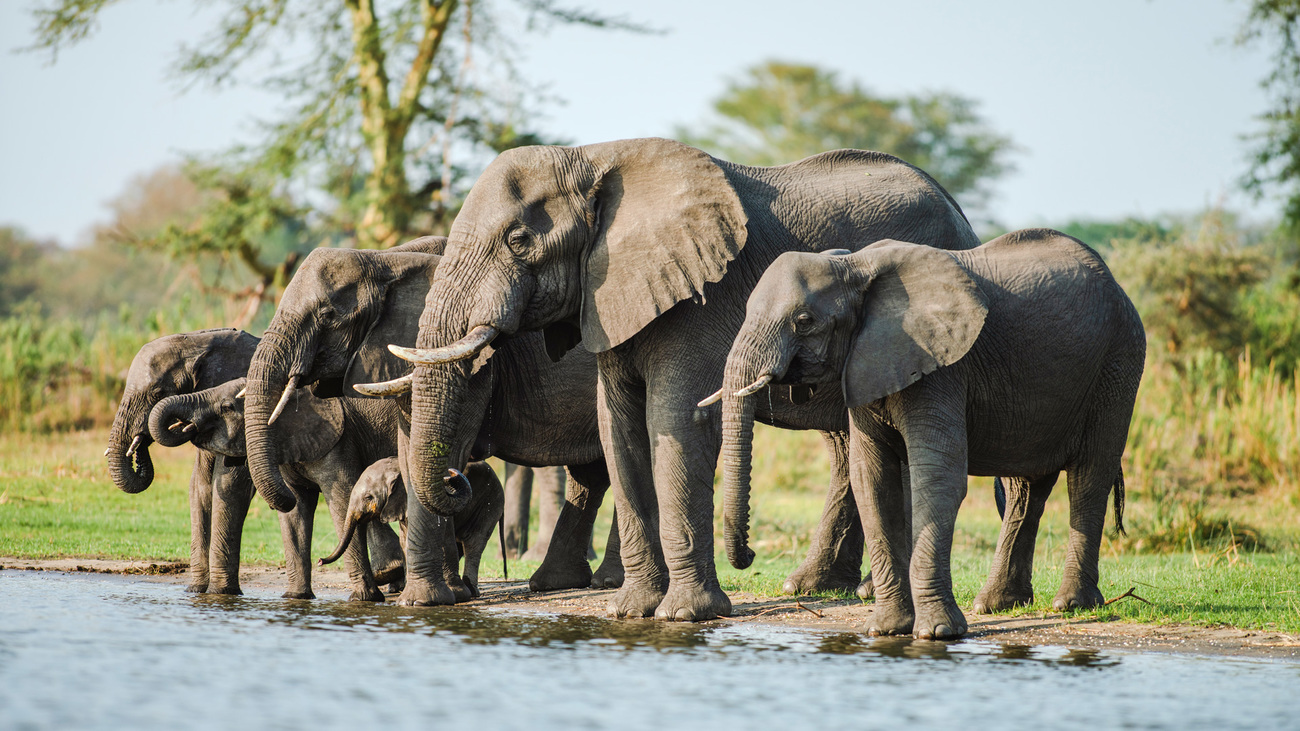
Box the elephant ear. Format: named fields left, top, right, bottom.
left=377, top=465, right=406, bottom=524
left=578, top=138, right=748, bottom=352
left=842, top=242, right=988, bottom=409
left=343, top=254, right=439, bottom=394
left=273, top=390, right=344, bottom=464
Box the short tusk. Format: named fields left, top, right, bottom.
left=267, top=375, right=301, bottom=426
left=352, top=373, right=413, bottom=397
left=387, top=325, right=499, bottom=366
left=104, top=447, right=111, bottom=457
left=697, top=388, right=725, bottom=408
left=733, top=374, right=774, bottom=398
left=235, top=386, right=246, bottom=399
left=125, top=435, right=143, bottom=458
left=182, top=422, right=196, bottom=434
left=168, top=420, right=186, bottom=432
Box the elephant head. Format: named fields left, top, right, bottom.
left=107, top=329, right=258, bottom=494
left=713, top=243, right=988, bottom=568
left=318, top=456, right=417, bottom=566
left=388, top=138, right=749, bottom=515
left=242, top=243, right=444, bottom=512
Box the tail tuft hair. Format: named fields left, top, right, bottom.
left=1112, top=470, right=1127, bottom=537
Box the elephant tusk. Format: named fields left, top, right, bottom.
left=235, top=386, right=246, bottom=399
left=267, top=375, right=301, bottom=426
left=352, top=373, right=413, bottom=397
left=697, top=387, right=725, bottom=408
left=104, top=447, right=111, bottom=457
left=168, top=420, right=185, bottom=432
left=125, top=435, right=144, bottom=458
left=182, top=422, right=196, bottom=434
left=732, top=374, right=774, bottom=398
left=387, top=325, right=499, bottom=366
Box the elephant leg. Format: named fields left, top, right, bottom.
left=396, top=495, right=463, bottom=607
left=974, top=473, right=1059, bottom=613
left=783, top=430, right=867, bottom=596
left=849, top=423, right=913, bottom=636
left=598, top=359, right=669, bottom=619
left=278, top=482, right=318, bottom=599
left=367, top=521, right=405, bottom=590
left=186, top=451, right=215, bottom=593
left=522, top=467, right=566, bottom=562
left=325, top=483, right=384, bottom=603
left=207, top=463, right=254, bottom=595
left=592, top=505, right=623, bottom=589
left=502, top=462, right=533, bottom=560
left=530, top=460, right=609, bottom=592
left=646, top=390, right=730, bottom=622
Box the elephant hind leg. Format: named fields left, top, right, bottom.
left=186, top=451, right=215, bottom=594
left=783, top=430, right=865, bottom=596
left=973, top=472, right=1059, bottom=614
left=531, top=460, right=609, bottom=592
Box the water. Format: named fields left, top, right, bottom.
left=1, top=571, right=1295, bottom=730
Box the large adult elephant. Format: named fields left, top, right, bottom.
left=238, top=240, right=621, bottom=604
left=106, top=328, right=259, bottom=594
left=388, top=138, right=982, bottom=620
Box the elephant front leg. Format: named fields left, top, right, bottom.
left=530, top=461, right=609, bottom=592
left=598, top=365, right=669, bottom=618
left=848, top=424, right=913, bottom=636
left=207, top=463, right=254, bottom=595
left=974, top=473, right=1058, bottom=613
left=784, top=430, right=867, bottom=596
left=396, top=494, right=465, bottom=606
left=502, top=462, right=533, bottom=559
left=591, top=507, right=623, bottom=589
left=186, top=451, right=215, bottom=594
left=325, top=484, right=384, bottom=603
left=367, top=522, right=406, bottom=591
left=521, top=467, right=565, bottom=561
left=277, top=483, right=318, bottom=600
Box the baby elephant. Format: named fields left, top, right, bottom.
left=712, top=229, right=1145, bottom=640
left=320, top=458, right=506, bottom=598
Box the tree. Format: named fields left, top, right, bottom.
left=676, top=61, right=1015, bottom=218
left=29, top=0, right=645, bottom=248
left=1239, top=1, right=1300, bottom=235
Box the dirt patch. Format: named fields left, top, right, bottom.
left=6, top=556, right=1298, bottom=661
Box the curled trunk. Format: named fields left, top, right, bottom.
left=320, top=512, right=362, bottom=566
left=408, top=362, right=475, bottom=516
left=243, top=332, right=301, bottom=513
left=107, top=397, right=154, bottom=494
left=148, top=392, right=206, bottom=448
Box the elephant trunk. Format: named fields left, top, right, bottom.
left=148, top=392, right=206, bottom=448
left=243, top=331, right=302, bottom=513
left=320, top=511, right=364, bottom=566
left=408, top=361, right=475, bottom=516
left=107, top=396, right=154, bottom=494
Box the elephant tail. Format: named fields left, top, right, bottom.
left=1112, top=470, right=1127, bottom=537
left=498, top=513, right=508, bottom=582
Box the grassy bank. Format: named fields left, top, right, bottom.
left=3, top=425, right=1297, bottom=633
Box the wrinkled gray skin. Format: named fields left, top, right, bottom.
left=504, top=465, right=589, bottom=561
left=239, top=239, right=620, bottom=606
left=107, top=329, right=259, bottom=594
left=151, top=378, right=408, bottom=601
left=400, top=138, right=982, bottom=620
left=719, top=230, right=1145, bottom=639
left=322, top=458, right=505, bottom=597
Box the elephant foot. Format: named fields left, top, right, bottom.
left=913, top=599, right=968, bottom=640
left=606, top=582, right=667, bottom=618
left=396, top=578, right=457, bottom=607
left=782, top=563, right=864, bottom=595
left=185, top=582, right=208, bottom=594
left=866, top=599, right=915, bottom=637
left=205, top=584, right=243, bottom=596
left=590, top=557, right=624, bottom=589
left=654, top=583, right=731, bottom=622
left=385, top=579, right=406, bottom=594
left=1052, top=581, right=1105, bottom=612
left=973, top=582, right=1034, bottom=614
left=856, top=579, right=874, bottom=600
left=348, top=586, right=386, bottom=603
left=282, top=589, right=315, bottom=600
left=529, top=557, right=593, bottom=592
left=462, top=574, right=479, bottom=599
left=374, top=564, right=405, bottom=588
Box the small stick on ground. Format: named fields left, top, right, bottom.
left=795, top=598, right=824, bottom=618
left=1104, top=587, right=1151, bottom=606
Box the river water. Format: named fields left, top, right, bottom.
left=0, top=570, right=1295, bottom=730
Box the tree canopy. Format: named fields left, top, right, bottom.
left=1239, top=0, right=1300, bottom=234
left=676, top=61, right=1015, bottom=219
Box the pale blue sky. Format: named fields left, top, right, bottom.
left=0, top=0, right=1275, bottom=244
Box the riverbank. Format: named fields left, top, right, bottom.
left=7, top=557, right=1298, bottom=660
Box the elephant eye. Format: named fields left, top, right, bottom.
left=506, top=228, right=529, bottom=252
left=793, top=311, right=816, bottom=334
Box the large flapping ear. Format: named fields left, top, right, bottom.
left=578, top=138, right=748, bottom=352
left=343, top=254, right=439, bottom=395
left=842, top=241, right=988, bottom=409
left=274, top=389, right=345, bottom=464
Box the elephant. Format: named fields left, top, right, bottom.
left=502, top=464, right=599, bottom=562
left=714, top=229, right=1145, bottom=639
left=385, top=137, right=982, bottom=621
left=107, top=328, right=259, bottom=594
left=149, top=377, right=409, bottom=602
left=320, top=457, right=505, bottom=597
left=234, top=240, right=621, bottom=606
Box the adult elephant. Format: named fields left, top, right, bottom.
left=106, top=328, right=259, bottom=594
left=239, top=241, right=621, bottom=604
left=388, top=138, right=982, bottom=620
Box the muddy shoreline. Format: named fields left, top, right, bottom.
left=5, top=556, right=1298, bottom=661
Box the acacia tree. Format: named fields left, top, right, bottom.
left=30, top=0, right=641, bottom=249
left=676, top=61, right=1015, bottom=219
left=1239, top=0, right=1300, bottom=235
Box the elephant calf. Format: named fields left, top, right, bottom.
left=320, top=457, right=505, bottom=597
left=714, top=229, right=1145, bottom=640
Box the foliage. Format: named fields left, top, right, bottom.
left=0, top=228, right=54, bottom=317
left=1238, top=0, right=1300, bottom=235
left=675, top=61, right=1016, bottom=218
left=27, top=0, right=644, bottom=249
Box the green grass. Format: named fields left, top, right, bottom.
left=3, top=425, right=1299, bottom=634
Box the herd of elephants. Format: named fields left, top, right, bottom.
left=106, top=138, right=1145, bottom=640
